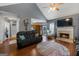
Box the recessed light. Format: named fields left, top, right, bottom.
left=66, top=18, right=70, bottom=21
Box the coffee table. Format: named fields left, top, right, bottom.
left=36, top=41, right=70, bottom=56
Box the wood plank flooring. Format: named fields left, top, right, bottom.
left=0, top=40, right=76, bottom=56
left=7, top=44, right=40, bottom=56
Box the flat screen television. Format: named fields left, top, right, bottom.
left=57, top=18, right=73, bottom=27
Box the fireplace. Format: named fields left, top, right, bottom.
left=59, top=33, right=69, bottom=39
left=57, top=27, right=74, bottom=39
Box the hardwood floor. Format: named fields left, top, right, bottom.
left=7, top=44, right=40, bottom=56
left=0, top=39, right=76, bottom=56
left=56, top=39, right=76, bottom=56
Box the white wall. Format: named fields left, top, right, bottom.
left=0, top=16, right=7, bottom=42
left=19, top=17, right=31, bottom=31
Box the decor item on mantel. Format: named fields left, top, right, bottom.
left=23, top=18, right=29, bottom=31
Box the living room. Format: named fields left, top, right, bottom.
left=0, top=3, right=79, bottom=56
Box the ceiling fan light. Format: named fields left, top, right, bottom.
left=53, top=7, right=59, bottom=11
left=49, top=7, right=52, bottom=10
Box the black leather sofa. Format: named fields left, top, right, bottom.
left=17, top=31, right=42, bottom=49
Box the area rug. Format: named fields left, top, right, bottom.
left=36, top=41, right=70, bottom=56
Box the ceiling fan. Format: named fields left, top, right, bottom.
left=43, top=3, right=63, bottom=11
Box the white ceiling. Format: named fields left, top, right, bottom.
left=0, top=3, right=16, bottom=7
left=36, top=3, right=79, bottom=20
left=1, top=3, right=79, bottom=20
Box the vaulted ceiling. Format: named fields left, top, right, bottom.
left=0, top=3, right=79, bottom=20
left=36, top=3, right=79, bottom=20
left=0, top=3, right=46, bottom=20
left=0, top=3, right=16, bottom=6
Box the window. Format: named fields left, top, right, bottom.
left=49, top=22, right=55, bottom=35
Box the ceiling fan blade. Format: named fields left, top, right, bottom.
left=50, top=3, right=63, bottom=7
